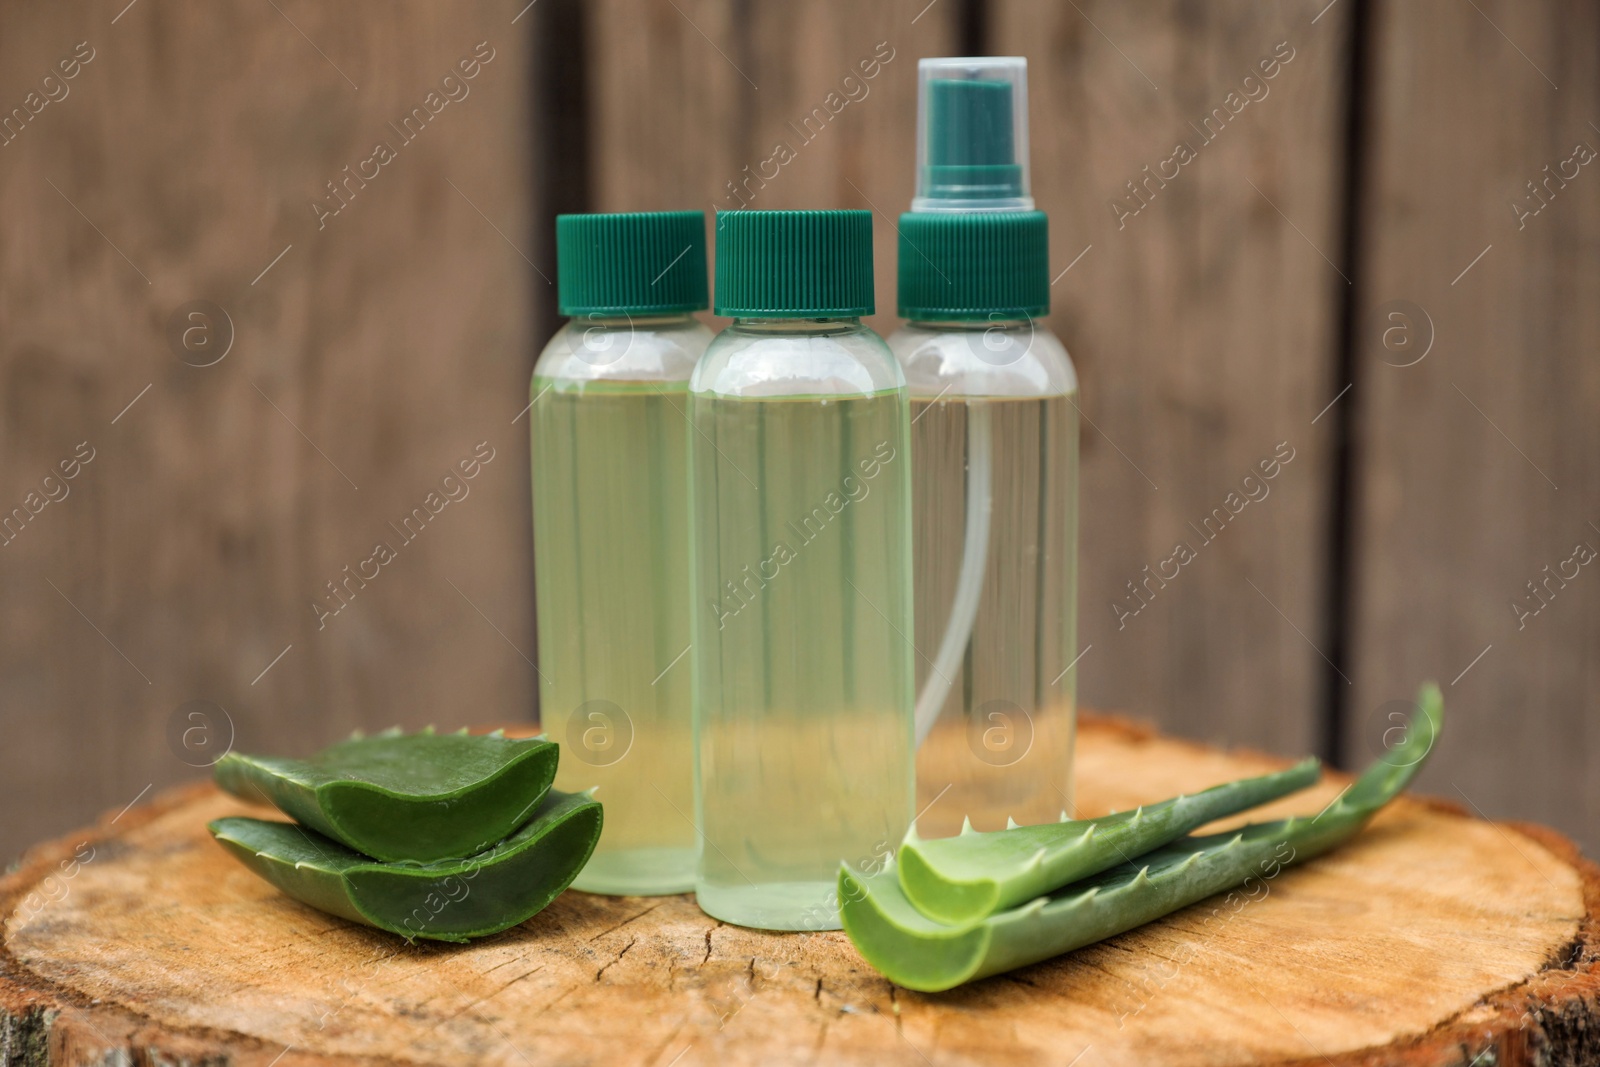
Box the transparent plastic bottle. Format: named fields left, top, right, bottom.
left=891, top=322, right=1079, bottom=837
left=892, top=58, right=1081, bottom=837
left=690, top=210, right=914, bottom=930
left=530, top=211, right=711, bottom=895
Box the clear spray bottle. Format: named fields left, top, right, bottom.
left=890, top=58, right=1081, bottom=837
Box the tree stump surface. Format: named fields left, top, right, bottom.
left=2, top=715, right=1596, bottom=1067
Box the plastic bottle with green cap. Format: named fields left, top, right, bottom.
left=891, top=58, right=1081, bottom=839
left=530, top=211, right=711, bottom=895
left=689, top=209, right=914, bottom=931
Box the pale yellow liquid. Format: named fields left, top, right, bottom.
left=690, top=391, right=915, bottom=930
left=531, top=377, right=696, bottom=894
left=911, top=395, right=1079, bottom=838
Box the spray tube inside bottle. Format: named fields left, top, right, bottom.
left=895, top=58, right=1080, bottom=834
left=910, top=58, right=1033, bottom=745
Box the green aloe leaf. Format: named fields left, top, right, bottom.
left=841, top=683, right=1442, bottom=992
left=899, top=757, right=1321, bottom=924
left=210, top=788, right=601, bottom=942
left=214, top=728, right=558, bottom=863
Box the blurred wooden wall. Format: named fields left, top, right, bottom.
left=0, top=0, right=548, bottom=861
left=1, top=0, right=1594, bottom=863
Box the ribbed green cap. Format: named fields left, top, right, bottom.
left=897, top=211, right=1049, bottom=321
left=556, top=211, right=708, bottom=316
left=714, top=210, right=874, bottom=318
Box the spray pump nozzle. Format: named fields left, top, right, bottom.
left=913, top=57, right=1033, bottom=212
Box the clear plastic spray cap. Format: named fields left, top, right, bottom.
left=912, top=57, right=1033, bottom=213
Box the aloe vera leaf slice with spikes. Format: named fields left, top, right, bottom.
left=841, top=683, right=1442, bottom=992
left=214, top=728, right=557, bottom=863
left=899, top=757, right=1322, bottom=924
left=210, top=788, right=600, bottom=942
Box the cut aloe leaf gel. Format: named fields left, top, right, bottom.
left=210, top=789, right=602, bottom=943
left=214, top=728, right=558, bottom=864
left=841, top=684, right=1443, bottom=992
left=531, top=211, right=712, bottom=895
left=898, top=757, right=1321, bottom=924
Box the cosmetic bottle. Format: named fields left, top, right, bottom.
left=890, top=59, right=1081, bottom=836
left=531, top=211, right=710, bottom=894
left=690, top=209, right=914, bottom=930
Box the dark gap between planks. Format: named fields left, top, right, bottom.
left=1321, top=0, right=1377, bottom=769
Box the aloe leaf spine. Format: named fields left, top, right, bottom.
left=841, top=682, right=1443, bottom=992
left=898, top=757, right=1321, bottom=924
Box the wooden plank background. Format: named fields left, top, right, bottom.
left=1348, top=0, right=1600, bottom=849
left=0, top=0, right=1593, bottom=864
left=990, top=1, right=1349, bottom=760
left=0, top=1, right=545, bottom=859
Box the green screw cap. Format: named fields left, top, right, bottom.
left=898, top=210, right=1049, bottom=322
left=714, top=210, right=875, bottom=318
left=556, top=212, right=708, bottom=316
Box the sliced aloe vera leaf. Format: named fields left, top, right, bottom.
left=210, top=788, right=601, bottom=942
left=841, top=683, right=1442, bottom=992
left=213, top=728, right=557, bottom=863
left=899, top=757, right=1321, bottom=924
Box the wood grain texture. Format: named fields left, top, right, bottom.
left=0, top=1, right=544, bottom=863
left=987, top=1, right=1350, bottom=756
left=1, top=715, right=1594, bottom=1067
left=2, top=0, right=1596, bottom=981
left=1346, top=0, right=1600, bottom=855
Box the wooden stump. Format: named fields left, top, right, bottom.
left=3, top=716, right=1596, bottom=1066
